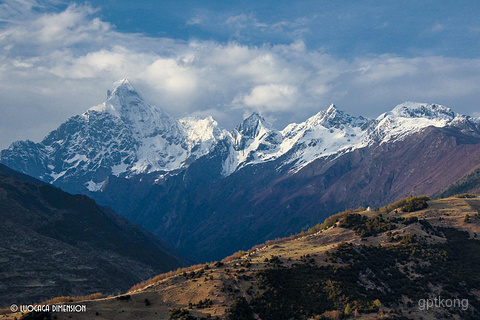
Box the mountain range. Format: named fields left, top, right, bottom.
left=2, top=79, right=480, bottom=261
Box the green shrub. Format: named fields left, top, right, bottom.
left=402, top=216, right=418, bottom=225
left=225, top=297, right=254, bottom=320
left=454, top=193, right=477, bottom=198
left=169, top=308, right=196, bottom=320
left=387, top=195, right=430, bottom=213
left=338, top=213, right=395, bottom=237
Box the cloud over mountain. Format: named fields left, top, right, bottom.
left=1, top=1, right=480, bottom=149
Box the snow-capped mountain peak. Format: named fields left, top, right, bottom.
left=236, top=112, right=275, bottom=138
left=102, top=78, right=144, bottom=115
left=388, top=102, right=455, bottom=121
left=88, top=78, right=144, bottom=116
left=0, top=79, right=230, bottom=192
left=369, top=102, right=461, bottom=144
left=221, top=112, right=282, bottom=175
left=306, top=104, right=367, bottom=129
left=90, top=79, right=183, bottom=139
left=180, top=116, right=225, bottom=143
left=274, top=105, right=368, bottom=171
left=232, top=112, right=279, bottom=150
left=108, top=78, right=135, bottom=98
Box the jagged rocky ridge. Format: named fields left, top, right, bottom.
left=2, top=80, right=480, bottom=261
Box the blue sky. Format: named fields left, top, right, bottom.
left=0, top=0, right=480, bottom=149
left=89, top=0, right=480, bottom=59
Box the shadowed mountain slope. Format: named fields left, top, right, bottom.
left=0, top=164, right=187, bottom=306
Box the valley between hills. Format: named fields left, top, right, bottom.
left=5, top=196, right=480, bottom=320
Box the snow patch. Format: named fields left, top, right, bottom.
left=111, top=163, right=129, bottom=176
left=50, top=170, right=67, bottom=181
left=85, top=180, right=104, bottom=192
left=65, top=154, right=88, bottom=164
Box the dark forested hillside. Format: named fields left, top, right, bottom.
left=0, top=164, right=187, bottom=306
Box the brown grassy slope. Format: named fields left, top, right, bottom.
left=5, top=197, right=480, bottom=320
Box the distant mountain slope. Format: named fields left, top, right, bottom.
left=437, top=167, right=480, bottom=198
left=15, top=197, right=480, bottom=320
left=0, top=164, right=187, bottom=306
left=111, top=124, right=480, bottom=261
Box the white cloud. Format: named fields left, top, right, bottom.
left=354, top=55, right=418, bottom=83
left=0, top=0, right=62, bottom=22
left=140, top=57, right=199, bottom=107
left=1, top=4, right=480, bottom=149
left=186, top=15, right=207, bottom=26
left=1, top=3, right=109, bottom=51
left=241, top=84, right=299, bottom=111
left=223, top=13, right=313, bottom=40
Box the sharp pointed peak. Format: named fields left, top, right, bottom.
left=235, top=111, right=276, bottom=138
left=321, top=103, right=343, bottom=117
left=326, top=103, right=338, bottom=111
left=107, top=78, right=138, bottom=99
left=310, top=104, right=343, bottom=119
left=309, top=104, right=340, bottom=116
left=243, top=111, right=266, bottom=122
left=87, top=79, right=149, bottom=117
left=114, top=78, right=134, bottom=89
left=306, top=104, right=366, bottom=128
